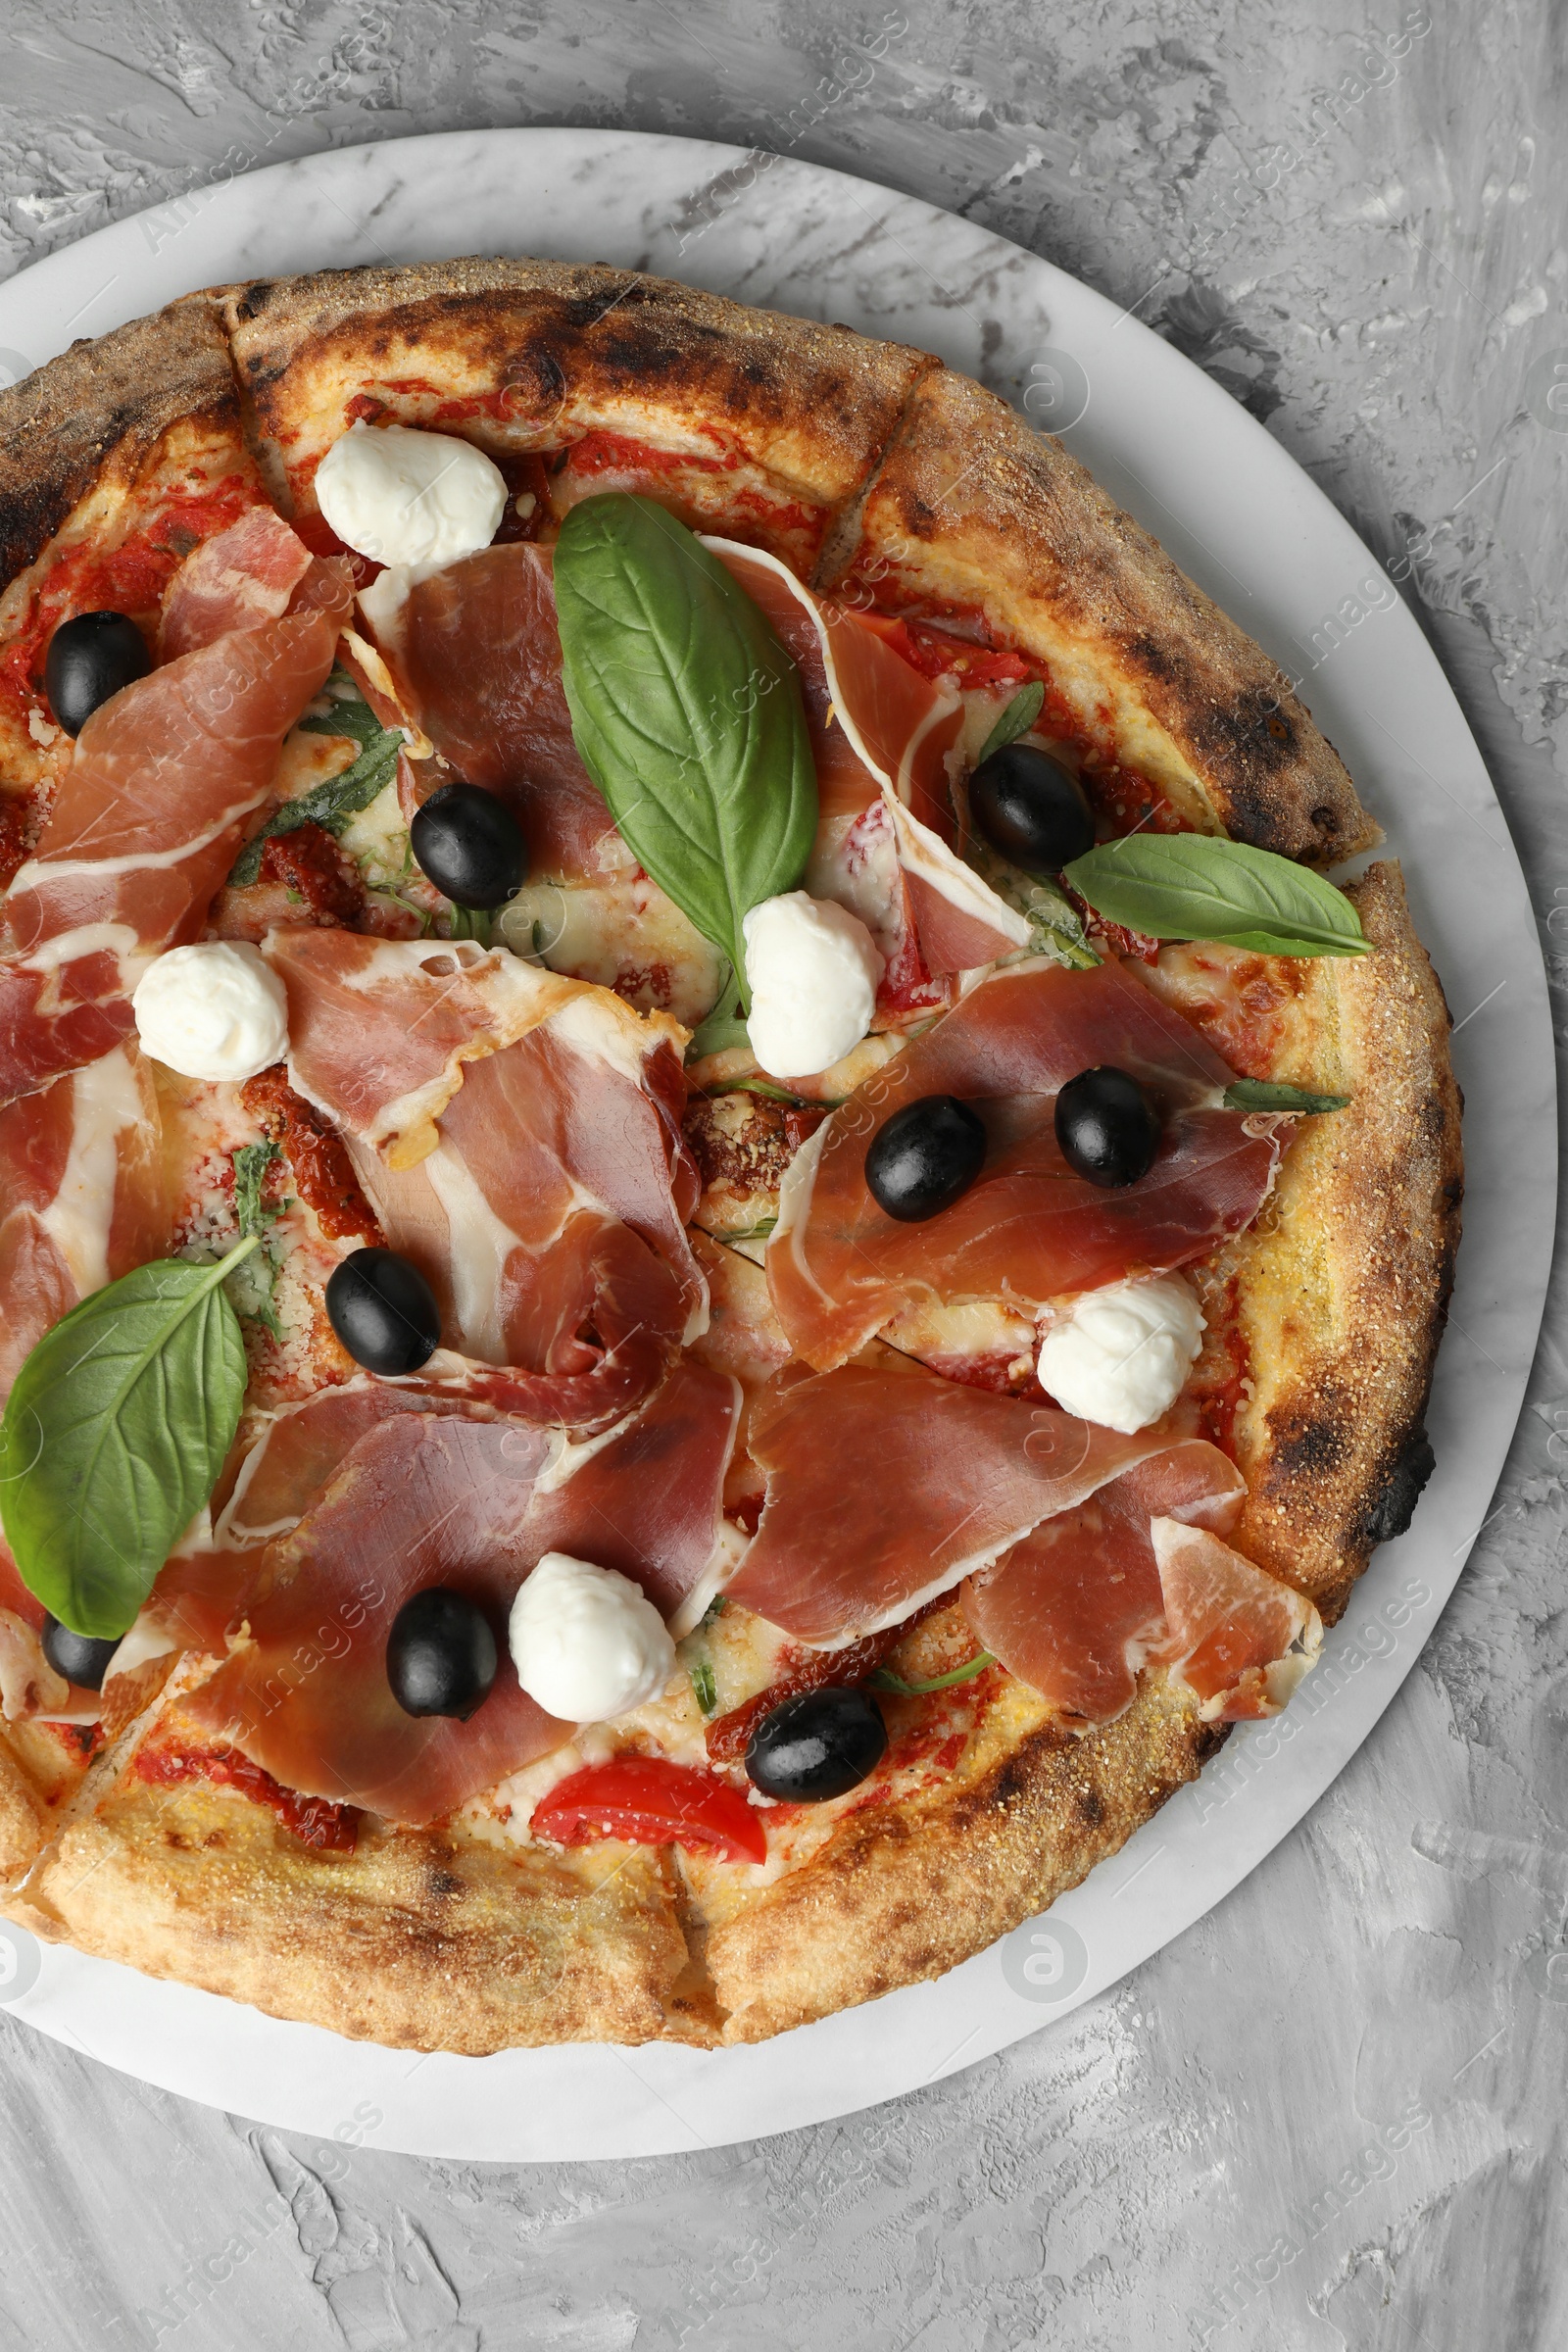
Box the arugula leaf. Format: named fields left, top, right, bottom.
left=689, top=1655, right=718, bottom=1717
left=554, top=494, right=817, bottom=1007
left=1064, top=835, right=1368, bottom=957
left=974, top=681, right=1045, bottom=764
left=872, top=1651, right=996, bottom=1695
left=0, top=1239, right=260, bottom=1639
left=231, top=1139, right=282, bottom=1238
left=1223, top=1079, right=1350, bottom=1113
left=229, top=675, right=404, bottom=888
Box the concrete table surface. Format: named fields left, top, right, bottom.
left=1, top=5, right=1565, bottom=2347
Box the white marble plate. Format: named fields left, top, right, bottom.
left=0, top=129, right=1551, bottom=2162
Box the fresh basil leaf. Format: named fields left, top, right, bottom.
left=975, top=682, right=1045, bottom=765
left=231, top=1139, right=282, bottom=1238
left=1223, top=1079, right=1350, bottom=1113
left=872, top=1651, right=996, bottom=1695
left=687, top=964, right=752, bottom=1060
left=1064, top=835, right=1368, bottom=957
left=689, top=1654, right=717, bottom=1717
left=554, top=494, right=817, bottom=1005
left=448, top=904, right=493, bottom=948
left=0, top=1239, right=260, bottom=1640
left=229, top=681, right=404, bottom=888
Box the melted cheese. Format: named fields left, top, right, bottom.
left=36, top=1045, right=146, bottom=1296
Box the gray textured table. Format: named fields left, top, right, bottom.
left=2, top=6, right=1565, bottom=2347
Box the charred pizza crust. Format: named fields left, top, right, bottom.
left=0, top=262, right=1459, bottom=2052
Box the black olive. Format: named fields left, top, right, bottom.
left=324, top=1248, right=441, bottom=1375
left=969, top=742, right=1095, bottom=876
left=41, top=1615, right=121, bottom=1691
left=1054, top=1065, right=1162, bottom=1188
left=386, top=1589, right=498, bottom=1720
left=746, top=1686, right=887, bottom=1802
left=864, top=1094, right=987, bottom=1223
left=411, top=782, right=526, bottom=910
left=44, top=611, right=153, bottom=737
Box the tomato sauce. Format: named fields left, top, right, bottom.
left=134, top=1738, right=361, bottom=1852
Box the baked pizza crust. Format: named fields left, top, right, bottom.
left=0, top=266, right=1460, bottom=2052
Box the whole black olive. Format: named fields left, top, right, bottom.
left=746, top=1686, right=887, bottom=1802
left=41, top=1615, right=121, bottom=1690
left=325, top=1248, right=442, bottom=1375
left=1054, top=1065, right=1162, bottom=1188
left=411, top=782, right=526, bottom=910
left=44, top=611, right=153, bottom=737
left=969, top=742, right=1095, bottom=876
left=386, top=1589, right=498, bottom=1721
left=864, top=1094, right=987, bottom=1223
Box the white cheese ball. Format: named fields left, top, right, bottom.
left=314, top=420, right=507, bottom=567
left=741, top=890, right=884, bottom=1079
left=509, top=1551, right=677, bottom=1724
left=131, top=942, right=289, bottom=1083
left=1036, top=1274, right=1205, bottom=1434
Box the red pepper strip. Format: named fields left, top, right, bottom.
left=531, top=1756, right=766, bottom=1865
left=705, top=1596, right=951, bottom=1766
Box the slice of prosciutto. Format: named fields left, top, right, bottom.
left=0, top=608, right=342, bottom=1106
left=962, top=1438, right=1245, bottom=1725
left=769, top=956, right=1279, bottom=1370
left=182, top=1358, right=739, bottom=1820
left=366, top=544, right=620, bottom=882
left=160, top=509, right=315, bottom=660
left=724, top=1356, right=1181, bottom=1645
left=0, top=1043, right=167, bottom=1397
left=265, top=929, right=706, bottom=1423
left=705, top=538, right=1027, bottom=979
left=1153, top=1518, right=1323, bottom=1722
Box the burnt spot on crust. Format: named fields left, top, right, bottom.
left=1354, top=1423, right=1437, bottom=1549
left=1266, top=1398, right=1353, bottom=1486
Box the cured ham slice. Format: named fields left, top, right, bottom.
left=369, top=544, right=620, bottom=881
left=1152, top=1518, right=1323, bottom=1721
left=185, top=1415, right=567, bottom=1820
left=962, top=1439, right=1245, bottom=1725
left=265, top=930, right=706, bottom=1422
left=160, top=509, right=314, bottom=660
left=0, top=610, right=341, bottom=1106
left=769, top=957, right=1278, bottom=1370
left=724, top=1356, right=1177, bottom=1644
left=0, top=1044, right=167, bottom=1397
left=706, top=539, right=1025, bottom=978
left=183, top=1358, right=740, bottom=1820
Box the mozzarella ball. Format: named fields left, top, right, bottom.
left=314, top=421, right=507, bottom=567
left=509, top=1551, right=676, bottom=1723
left=1036, top=1274, right=1205, bottom=1434
left=741, top=891, right=884, bottom=1079
left=131, top=942, right=289, bottom=1082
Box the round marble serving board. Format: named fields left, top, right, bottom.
left=0, top=129, right=1551, bottom=2163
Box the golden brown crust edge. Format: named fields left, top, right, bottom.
left=0, top=298, right=239, bottom=589
left=9, top=1778, right=717, bottom=2053
left=837, top=364, right=1376, bottom=865
left=1228, top=860, right=1462, bottom=1616
left=212, top=256, right=934, bottom=518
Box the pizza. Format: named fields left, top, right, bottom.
left=0, top=258, right=1460, bottom=2053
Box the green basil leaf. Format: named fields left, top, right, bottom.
left=0, top=1239, right=260, bottom=1640
left=1222, top=1079, right=1350, bottom=1113
left=554, top=494, right=817, bottom=1005
left=686, top=963, right=752, bottom=1060
left=689, top=1654, right=717, bottom=1717
left=229, top=680, right=404, bottom=888
left=1064, top=835, right=1368, bottom=957
left=231, top=1139, right=282, bottom=1238
left=975, top=682, right=1045, bottom=764
left=872, top=1651, right=996, bottom=1695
